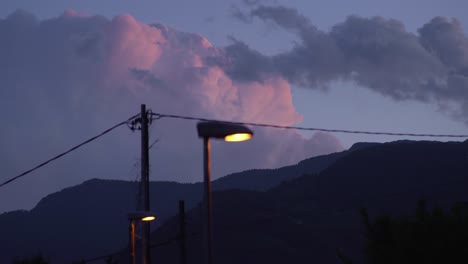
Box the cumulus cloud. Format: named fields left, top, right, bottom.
left=224, top=5, right=468, bottom=123
left=0, top=10, right=342, bottom=212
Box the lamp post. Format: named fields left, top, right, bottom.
left=197, top=121, right=253, bottom=264
left=128, top=211, right=157, bottom=264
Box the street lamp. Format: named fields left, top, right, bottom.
left=128, top=211, right=157, bottom=264
left=197, top=121, right=253, bottom=264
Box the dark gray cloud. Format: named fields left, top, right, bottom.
left=230, top=0, right=278, bottom=23
left=241, top=0, right=277, bottom=7
left=242, top=0, right=262, bottom=6
left=203, top=16, right=215, bottom=23
left=225, top=5, right=468, bottom=122
left=208, top=36, right=273, bottom=81
left=230, top=5, right=253, bottom=24
left=419, top=17, right=468, bottom=73
left=251, top=5, right=313, bottom=34
left=331, top=16, right=446, bottom=100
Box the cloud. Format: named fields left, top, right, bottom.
left=225, top=5, right=468, bottom=123
left=0, top=10, right=342, bottom=212
left=230, top=0, right=278, bottom=23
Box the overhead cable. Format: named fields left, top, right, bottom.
left=0, top=113, right=139, bottom=188
left=151, top=112, right=468, bottom=138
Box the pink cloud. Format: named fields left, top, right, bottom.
left=0, top=10, right=343, bottom=212
left=62, top=9, right=89, bottom=18
left=106, top=14, right=166, bottom=71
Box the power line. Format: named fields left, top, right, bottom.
left=0, top=113, right=139, bottom=189
left=151, top=112, right=468, bottom=138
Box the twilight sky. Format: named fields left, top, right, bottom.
left=0, top=0, right=467, bottom=213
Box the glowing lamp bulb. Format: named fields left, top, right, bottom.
left=224, top=133, right=252, bottom=142
left=141, top=216, right=156, bottom=222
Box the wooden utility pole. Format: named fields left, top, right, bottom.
left=141, top=104, right=151, bottom=264
left=179, top=200, right=187, bottom=264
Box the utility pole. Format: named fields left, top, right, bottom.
left=179, top=200, right=187, bottom=264
left=141, top=104, right=151, bottom=264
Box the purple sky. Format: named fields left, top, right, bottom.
left=0, top=0, right=467, bottom=213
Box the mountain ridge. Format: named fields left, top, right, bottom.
left=140, top=140, right=468, bottom=264
left=0, top=141, right=355, bottom=263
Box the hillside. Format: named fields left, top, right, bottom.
left=0, top=143, right=346, bottom=263
left=3, top=139, right=459, bottom=263
left=138, top=140, right=468, bottom=264
left=0, top=180, right=201, bottom=263
left=213, top=142, right=377, bottom=191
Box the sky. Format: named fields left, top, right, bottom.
left=0, top=0, right=467, bottom=213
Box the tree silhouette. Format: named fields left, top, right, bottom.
left=104, top=256, right=119, bottom=264
left=360, top=200, right=468, bottom=264
left=12, top=255, right=48, bottom=264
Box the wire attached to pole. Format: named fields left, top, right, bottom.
left=0, top=113, right=140, bottom=188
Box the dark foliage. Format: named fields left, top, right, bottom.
left=362, top=201, right=468, bottom=264
left=13, top=255, right=48, bottom=264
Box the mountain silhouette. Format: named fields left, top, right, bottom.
left=0, top=142, right=348, bottom=263
left=125, top=140, right=468, bottom=264
left=3, top=140, right=466, bottom=263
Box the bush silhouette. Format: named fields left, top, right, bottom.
left=360, top=201, right=468, bottom=264
left=13, top=255, right=48, bottom=264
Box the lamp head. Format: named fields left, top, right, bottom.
left=197, top=121, right=253, bottom=142
left=128, top=211, right=157, bottom=222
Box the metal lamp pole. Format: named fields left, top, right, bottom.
left=203, top=136, right=214, bottom=264
left=128, top=212, right=157, bottom=264
left=197, top=121, right=253, bottom=264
